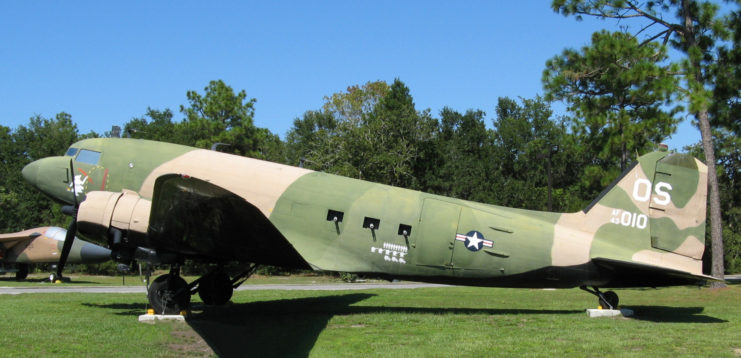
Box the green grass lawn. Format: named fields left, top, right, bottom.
left=0, top=283, right=739, bottom=357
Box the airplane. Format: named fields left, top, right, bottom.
left=20, top=137, right=716, bottom=314
left=0, top=226, right=111, bottom=280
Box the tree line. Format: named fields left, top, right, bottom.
left=1, top=0, right=738, bottom=277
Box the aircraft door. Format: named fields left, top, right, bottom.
left=415, top=199, right=461, bottom=267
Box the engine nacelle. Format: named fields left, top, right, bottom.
left=77, top=190, right=151, bottom=247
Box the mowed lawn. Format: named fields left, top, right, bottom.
left=0, top=283, right=739, bottom=357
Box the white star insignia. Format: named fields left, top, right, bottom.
left=466, top=232, right=482, bottom=249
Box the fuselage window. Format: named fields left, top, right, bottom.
left=76, top=149, right=101, bottom=165
left=65, top=147, right=79, bottom=157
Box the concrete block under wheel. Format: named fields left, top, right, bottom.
left=138, top=314, right=185, bottom=322
left=586, top=308, right=634, bottom=318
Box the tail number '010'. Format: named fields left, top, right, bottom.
left=611, top=209, right=648, bottom=229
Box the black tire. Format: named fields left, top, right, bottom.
left=15, top=264, right=28, bottom=280
left=147, top=274, right=190, bottom=315
left=599, top=291, right=619, bottom=309
left=198, top=271, right=233, bottom=306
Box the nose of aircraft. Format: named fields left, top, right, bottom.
left=22, top=160, right=40, bottom=189
left=21, top=157, right=75, bottom=204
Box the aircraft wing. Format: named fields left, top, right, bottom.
left=145, top=174, right=310, bottom=269
left=592, top=257, right=722, bottom=288
left=0, top=227, right=47, bottom=243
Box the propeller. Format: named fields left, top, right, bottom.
left=56, top=159, right=80, bottom=282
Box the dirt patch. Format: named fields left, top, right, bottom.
left=169, top=323, right=216, bottom=357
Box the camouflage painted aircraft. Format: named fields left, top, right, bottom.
left=20, top=138, right=715, bottom=313
left=0, top=226, right=110, bottom=280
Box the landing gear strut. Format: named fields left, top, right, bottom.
left=146, top=263, right=258, bottom=314
left=580, top=286, right=619, bottom=309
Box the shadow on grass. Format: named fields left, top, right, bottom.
left=184, top=293, right=582, bottom=358
left=186, top=294, right=373, bottom=358
left=82, top=302, right=150, bottom=316
left=627, top=306, right=727, bottom=323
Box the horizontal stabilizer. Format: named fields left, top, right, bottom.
left=592, top=257, right=720, bottom=288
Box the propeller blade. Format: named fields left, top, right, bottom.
left=55, top=159, right=80, bottom=281
left=56, top=219, right=76, bottom=280
left=69, top=159, right=78, bottom=208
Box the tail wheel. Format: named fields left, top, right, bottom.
left=198, top=270, right=233, bottom=306
left=147, top=274, right=190, bottom=314
left=599, top=291, right=619, bottom=309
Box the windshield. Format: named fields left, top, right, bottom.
left=65, top=147, right=79, bottom=157
left=76, top=149, right=101, bottom=165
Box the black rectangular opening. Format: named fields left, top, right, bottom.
left=398, top=224, right=412, bottom=236
left=326, top=209, right=344, bottom=223
left=362, top=217, right=380, bottom=230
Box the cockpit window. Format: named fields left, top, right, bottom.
left=76, top=149, right=101, bottom=165
left=65, top=147, right=79, bottom=157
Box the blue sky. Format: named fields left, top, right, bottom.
left=1, top=1, right=701, bottom=150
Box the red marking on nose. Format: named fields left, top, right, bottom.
left=77, top=168, right=94, bottom=185
left=100, top=168, right=109, bottom=190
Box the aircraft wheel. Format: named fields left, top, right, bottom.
left=15, top=264, right=28, bottom=280
left=198, top=270, right=233, bottom=306
left=599, top=291, right=619, bottom=309
left=148, top=274, right=190, bottom=315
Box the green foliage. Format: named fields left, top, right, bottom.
left=543, top=30, right=681, bottom=171
left=123, top=80, right=286, bottom=163
left=124, top=108, right=183, bottom=143
left=0, top=114, right=80, bottom=232
left=180, top=80, right=262, bottom=156
left=338, top=272, right=359, bottom=283
left=421, top=107, right=495, bottom=203
left=286, top=79, right=436, bottom=189
left=491, top=97, right=587, bottom=211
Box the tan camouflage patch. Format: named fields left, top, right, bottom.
left=18, top=235, right=61, bottom=262
left=669, top=236, right=705, bottom=260
left=552, top=204, right=615, bottom=266
left=632, top=249, right=703, bottom=275
left=138, top=150, right=312, bottom=217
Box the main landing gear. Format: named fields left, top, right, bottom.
left=580, top=286, right=619, bottom=309
left=147, top=266, right=190, bottom=315
left=146, top=264, right=257, bottom=315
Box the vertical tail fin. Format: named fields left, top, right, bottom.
left=584, top=151, right=708, bottom=274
